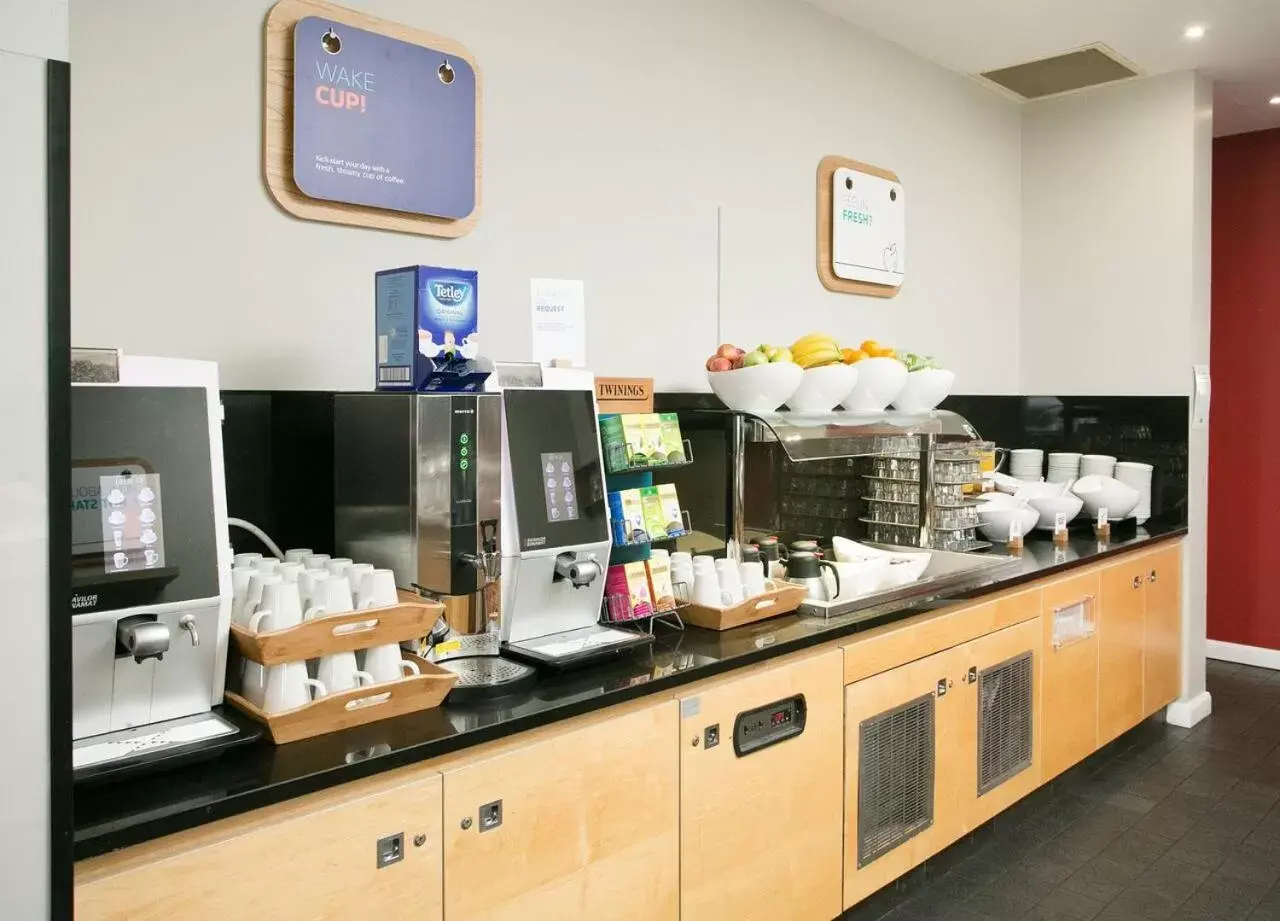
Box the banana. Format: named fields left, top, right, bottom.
left=791, top=333, right=838, bottom=353
left=795, top=348, right=843, bottom=369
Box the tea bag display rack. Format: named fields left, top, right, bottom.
left=602, top=579, right=689, bottom=634
left=717, top=409, right=988, bottom=552
left=225, top=590, right=457, bottom=744
left=607, top=438, right=696, bottom=475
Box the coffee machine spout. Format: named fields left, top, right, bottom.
left=554, top=552, right=601, bottom=589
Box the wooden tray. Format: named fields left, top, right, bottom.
left=225, top=653, right=456, bottom=744
left=230, top=590, right=443, bottom=666
left=680, top=583, right=809, bottom=631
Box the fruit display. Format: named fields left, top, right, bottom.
left=704, top=342, right=793, bottom=372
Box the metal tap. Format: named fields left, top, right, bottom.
left=554, top=552, right=601, bottom=589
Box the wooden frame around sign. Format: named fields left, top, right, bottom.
left=263, top=0, right=483, bottom=238
left=816, top=155, right=901, bottom=298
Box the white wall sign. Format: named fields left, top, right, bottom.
left=530, top=278, right=586, bottom=367
left=831, top=166, right=905, bottom=289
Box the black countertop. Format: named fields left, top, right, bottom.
left=74, top=523, right=1186, bottom=860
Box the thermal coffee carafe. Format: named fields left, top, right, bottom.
left=70, top=352, right=254, bottom=780
left=786, top=551, right=841, bottom=602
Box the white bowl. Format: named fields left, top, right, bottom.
left=1027, top=495, right=1084, bottom=531
left=891, top=368, right=955, bottom=414
left=787, top=363, right=857, bottom=413
left=1013, top=480, right=1068, bottom=503
left=822, top=557, right=891, bottom=599
left=881, top=552, right=930, bottom=587
left=843, top=358, right=908, bottom=412
left=706, top=362, right=803, bottom=413
left=977, top=505, right=1039, bottom=543
left=977, top=492, right=1025, bottom=509
left=1071, top=475, right=1140, bottom=520
left=831, top=535, right=886, bottom=563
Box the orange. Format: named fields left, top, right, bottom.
left=859, top=339, right=880, bottom=355
left=877, top=347, right=897, bottom=359
left=842, top=348, right=869, bottom=364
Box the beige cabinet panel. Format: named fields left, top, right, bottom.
left=1099, top=558, right=1147, bottom=745
left=441, top=699, right=679, bottom=921
left=1040, top=572, right=1100, bottom=781
left=77, top=773, right=443, bottom=921
left=681, top=649, right=844, bottom=921
left=844, top=645, right=968, bottom=911
left=1142, top=544, right=1183, bottom=715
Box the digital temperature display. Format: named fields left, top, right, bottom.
left=771, top=709, right=791, bottom=727
left=733, top=694, right=806, bottom=756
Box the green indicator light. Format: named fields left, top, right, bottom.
left=460, top=434, right=469, bottom=445
left=460, top=446, right=468, bottom=457
left=460, top=459, right=469, bottom=471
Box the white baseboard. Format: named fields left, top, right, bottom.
left=1165, top=691, right=1212, bottom=728
left=1206, top=639, right=1280, bottom=671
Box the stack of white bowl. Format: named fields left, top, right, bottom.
left=1046, top=452, right=1081, bottom=484
left=1009, top=449, right=1044, bottom=481
left=1115, top=462, right=1153, bottom=524
left=1080, top=454, right=1117, bottom=477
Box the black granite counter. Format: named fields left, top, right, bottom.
left=74, top=523, right=1185, bottom=860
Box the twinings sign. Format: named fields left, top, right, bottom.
left=595, top=377, right=653, bottom=414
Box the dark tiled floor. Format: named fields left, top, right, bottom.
left=845, top=660, right=1280, bottom=921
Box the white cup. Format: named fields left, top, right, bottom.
left=231, top=567, right=257, bottom=624
left=248, top=578, right=305, bottom=632
left=671, top=562, right=694, bottom=591
left=278, top=561, right=305, bottom=583
left=255, top=556, right=282, bottom=574
left=326, top=557, right=354, bottom=578
left=347, top=563, right=375, bottom=597
left=357, top=569, right=400, bottom=609
left=739, top=562, right=776, bottom=598
left=692, top=554, right=717, bottom=573
left=283, top=548, right=313, bottom=563
left=302, top=553, right=331, bottom=570
left=714, top=559, right=744, bottom=602
left=364, top=644, right=421, bottom=683
left=315, top=652, right=374, bottom=695
left=307, top=576, right=355, bottom=619
left=298, top=569, right=330, bottom=607
left=693, top=570, right=734, bottom=608
left=670, top=551, right=692, bottom=570
left=241, top=661, right=268, bottom=708
left=237, top=573, right=280, bottom=628
left=262, top=661, right=325, bottom=713
left=233, top=552, right=263, bottom=568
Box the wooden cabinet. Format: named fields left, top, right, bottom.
left=680, top=649, right=844, bottom=921
left=1040, top=572, right=1100, bottom=781
left=957, top=617, right=1042, bottom=829
left=844, top=644, right=968, bottom=910
left=76, top=772, right=444, bottom=921
left=1098, top=556, right=1148, bottom=745
left=441, top=699, right=678, bottom=921
left=1142, top=544, right=1183, bottom=714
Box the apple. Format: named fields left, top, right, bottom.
left=707, top=356, right=732, bottom=372
left=742, top=350, right=769, bottom=367
left=717, top=343, right=745, bottom=362
left=770, top=347, right=793, bottom=363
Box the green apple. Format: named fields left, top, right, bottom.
left=742, top=350, right=769, bottom=367
left=770, top=347, right=793, bottom=363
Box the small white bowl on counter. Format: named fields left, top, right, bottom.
left=706, top=362, right=803, bottom=413
left=1071, top=475, right=1140, bottom=521
left=1027, top=494, right=1084, bottom=531
left=977, top=504, right=1039, bottom=543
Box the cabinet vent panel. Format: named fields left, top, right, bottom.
left=857, top=693, right=935, bottom=868
left=977, top=651, right=1034, bottom=796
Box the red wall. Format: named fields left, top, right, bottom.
left=1209, top=128, right=1280, bottom=650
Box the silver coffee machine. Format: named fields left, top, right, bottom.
left=70, top=353, right=251, bottom=780
left=334, top=368, right=649, bottom=692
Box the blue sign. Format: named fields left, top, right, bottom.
left=292, top=17, right=477, bottom=220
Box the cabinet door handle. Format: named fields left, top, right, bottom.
left=965, top=666, right=978, bottom=685
left=1132, top=575, right=1142, bottom=590
left=1148, top=570, right=1157, bottom=584
left=936, top=678, right=952, bottom=697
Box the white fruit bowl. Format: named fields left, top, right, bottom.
left=977, top=505, right=1039, bottom=543
left=1071, top=475, right=1140, bottom=520
left=892, top=368, right=955, bottom=413
left=787, top=363, right=857, bottom=413
left=1027, top=495, right=1084, bottom=531
left=843, top=357, right=908, bottom=412
left=706, top=362, right=803, bottom=413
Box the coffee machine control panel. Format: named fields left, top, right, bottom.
left=450, top=401, right=478, bottom=529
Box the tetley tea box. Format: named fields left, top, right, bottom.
left=375, top=265, right=486, bottom=391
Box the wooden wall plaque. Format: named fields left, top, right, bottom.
left=816, top=155, right=902, bottom=298
left=263, top=0, right=482, bottom=238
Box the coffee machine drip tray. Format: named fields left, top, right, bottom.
left=505, top=625, right=654, bottom=671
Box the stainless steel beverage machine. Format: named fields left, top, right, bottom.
left=334, top=367, right=649, bottom=697
left=70, top=352, right=255, bottom=781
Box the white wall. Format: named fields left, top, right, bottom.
left=1021, top=71, right=1213, bottom=718
left=1, top=2, right=66, bottom=915
left=1021, top=72, right=1201, bottom=396
left=70, top=0, right=1022, bottom=393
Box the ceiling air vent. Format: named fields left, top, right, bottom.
left=979, top=44, right=1139, bottom=100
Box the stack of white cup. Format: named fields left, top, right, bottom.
left=1047, top=452, right=1081, bottom=484
left=1009, top=449, right=1044, bottom=481
left=228, top=549, right=419, bottom=715
left=1079, top=454, right=1117, bottom=478
left=690, top=554, right=777, bottom=608
left=1114, top=462, right=1154, bottom=524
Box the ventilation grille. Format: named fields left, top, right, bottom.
left=977, top=651, right=1034, bottom=796
left=980, top=45, right=1138, bottom=100
left=857, top=693, right=935, bottom=868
